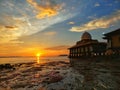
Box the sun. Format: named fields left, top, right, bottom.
left=36, top=53, right=41, bottom=57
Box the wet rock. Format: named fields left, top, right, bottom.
left=0, top=64, right=14, bottom=70
left=53, top=67, right=60, bottom=70
left=42, top=71, right=63, bottom=84
left=38, top=87, right=46, bottom=90
left=49, top=74, right=63, bottom=83
left=59, top=61, right=69, bottom=64
left=0, top=72, right=21, bottom=81
left=22, top=67, right=42, bottom=73
left=34, top=73, right=40, bottom=78
left=11, top=82, right=28, bottom=89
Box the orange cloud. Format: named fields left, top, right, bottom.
left=27, top=0, right=63, bottom=19
left=70, top=10, right=120, bottom=32
left=5, top=25, right=18, bottom=30
left=0, top=16, right=28, bottom=43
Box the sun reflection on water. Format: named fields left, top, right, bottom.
left=36, top=53, right=41, bottom=64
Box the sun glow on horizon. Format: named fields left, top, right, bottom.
left=36, top=53, right=41, bottom=64
left=36, top=53, right=41, bottom=57
left=36, top=53, right=42, bottom=64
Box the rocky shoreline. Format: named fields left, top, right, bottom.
left=0, top=60, right=120, bottom=90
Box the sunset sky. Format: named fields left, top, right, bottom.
left=0, top=0, right=120, bottom=56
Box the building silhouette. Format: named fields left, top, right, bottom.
left=103, top=28, right=120, bottom=56
left=69, top=32, right=106, bottom=58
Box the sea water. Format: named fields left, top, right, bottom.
left=0, top=56, right=120, bottom=90
left=0, top=56, right=69, bottom=64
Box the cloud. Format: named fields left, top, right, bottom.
left=0, top=16, right=28, bottom=43
left=70, top=10, right=120, bottom=32
left=0, top=0, right=76, bottom=44
left=68, top=22, right=75, bottom=25
left=0, top=10, right=75, bottom=43
left=94, top=3, right=100, bottom=7
left=27, top=0, right=63, bottom=19
left=87, top=14, right=97, bottom=19
left=45, top=45, right=70, bottom=50
left=5, top=26, right=18, bottom=30
left=0, top=26, right=23, bottom=44
left=44, top=31, right=57, bottom=36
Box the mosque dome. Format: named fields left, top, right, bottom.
left=81, top=32, right=92, bottom=40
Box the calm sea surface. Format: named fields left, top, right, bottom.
left=0, top=56, right=69, bottom=64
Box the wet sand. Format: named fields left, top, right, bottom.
left=0, top=59, right=120, bottom=90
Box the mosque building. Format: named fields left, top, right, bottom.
left=69, top=32, right=107, bottom=58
